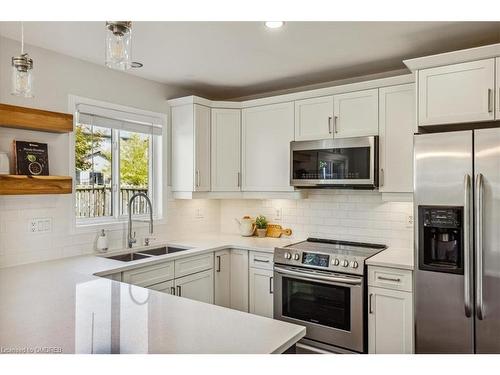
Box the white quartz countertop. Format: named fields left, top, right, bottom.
left=0, top=234, right=306, bottom=354
left=365, top=247, right=414, bottom=270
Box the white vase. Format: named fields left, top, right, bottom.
left=0, top=152, right=10, bottom=174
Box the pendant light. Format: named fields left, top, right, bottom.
left=105, top=21, right=132, bottom=70
left=11, top=22, right=34, bottom=98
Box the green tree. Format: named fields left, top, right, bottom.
left=75, top=125, right=104, bottom=171
left=120, top=133, right=149, bottom=186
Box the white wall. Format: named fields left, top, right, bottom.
left=0, top=37, right=220, bottom=267
left=221, top=190, right=413, bottom=249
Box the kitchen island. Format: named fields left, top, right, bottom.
left=0, top=252, right=305, bottom=354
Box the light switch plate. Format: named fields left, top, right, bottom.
left=273, top=208, right=283, bottom=221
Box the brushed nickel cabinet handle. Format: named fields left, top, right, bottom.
left=380, top=168, right=384, bottom=187
left=176, top=285, right=182, bottom=297
left=488, top=89, right=493, bottom=113
left=216, top=255, right=221, bottom=272
left=333, top=115, right=338, bottom=134
left=328, top=116, right=333, bottom=134
left=269, top=276, right=274, bottom=294
left=254, top=258, right=270, bottom=263
left=377, top=276, right=401, bottom=282
left=170, top=286, right=176, bottom=295
left=369, top=293, right=374, bottom=314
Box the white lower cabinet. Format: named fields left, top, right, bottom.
left=214, top=249, right=231, bottom=308
left=175, top=269, right=214, bottom=304
left=230, top=249, right=249, bottom=312
left=148, top=279, right=175, bottom=295
left=368, top=266, right=414, bottom=354
left=249, top=267, right=274, bottom=318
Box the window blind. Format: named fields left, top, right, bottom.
left=76, top=103, right=163, bottom=136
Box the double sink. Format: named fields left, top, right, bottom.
left=106, top=246, right=191, bottom=262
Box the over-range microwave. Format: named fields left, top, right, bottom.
left=290, top=136, right=379, bottom=188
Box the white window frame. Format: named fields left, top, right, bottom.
left=68, top=95, right=167, bottom=233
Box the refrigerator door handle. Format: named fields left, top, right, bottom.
left=464, top=174, right=472, bottom=318
left=475, top=173, right=485, bottom=320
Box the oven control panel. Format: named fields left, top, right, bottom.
left=276, top=249, right=365, bottom=275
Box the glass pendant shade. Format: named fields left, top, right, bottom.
left=105, top=21, right=132, bottom=70
left=11, top=54, right=34, bottom=98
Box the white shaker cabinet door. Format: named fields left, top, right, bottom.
left=294, top=96, right=334, bottom=141
left=378, top=83, right=416, bottom=193
left=418, top=58, right=495, bottom=126
left=333, top=89, right=379, bottom=138
left=211, top=108, right=241, bottom=191
left=249, top=267, right=274, bottom=318
left=174, top=269, right=214, bottom=304
left=241, top=102, right=294, bottom=191
left=214, top=249, right=231, bottom=308
left=368, top=286, right=414, bottom=354
left=194, top=104, right=211, bottom=191
left=230, top=249, right=249, bottom=312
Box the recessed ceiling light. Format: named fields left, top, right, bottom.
left=265, top=21, right=284, bottom=29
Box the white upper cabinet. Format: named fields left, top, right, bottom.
left=194, top=105, right=211, bottom=191
left=379, top=84, right=416, bottom=193
left=241, top=102, right=294, bottom=191
left=211, top=108, right=241, bottom=191
left=171, top=104, right=211, bottom=192
left=294, top=96, right=334, bottom=141
left=333, top=89, right=379, bottom=138
left=418, top=58, right=495, bottom=126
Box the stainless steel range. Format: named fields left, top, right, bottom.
left=273, top=238, right=386, bottom=354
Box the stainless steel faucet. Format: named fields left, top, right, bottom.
left=127, top=192, right=153, bottom=248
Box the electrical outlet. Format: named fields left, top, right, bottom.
left=406, top=214, right=414, bottom=228
left=195, top=208, right=204, bottom=219
left=29, top=218, right=52, bottom=233
left=273, top=208, right=283, bottom=221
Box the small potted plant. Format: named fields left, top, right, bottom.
left=255, top=215, right=268, bottom=238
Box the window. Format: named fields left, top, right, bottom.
left=74, top=102, right=163, bottom=224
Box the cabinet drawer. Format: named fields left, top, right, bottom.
left=368, top=266, right=412, bottom=292
left=249, top=251, right=274, bottom=270
left=174, top=252, right=214, bottom=278
left=122, top=261, right=174, bottom=287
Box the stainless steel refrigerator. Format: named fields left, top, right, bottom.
left=414, top=128, right=500, bottom=354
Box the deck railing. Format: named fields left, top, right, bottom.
left=75, top=186, right=149, bottom=218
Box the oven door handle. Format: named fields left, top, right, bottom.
left=274, top=266, right=362, bottom=285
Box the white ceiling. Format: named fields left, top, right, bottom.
left=1, top=21, right=500, bottom=99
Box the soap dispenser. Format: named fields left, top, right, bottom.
left=96, top=229, right=109, bottom=252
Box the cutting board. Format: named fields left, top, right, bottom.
left=266, top=224, right=292, bottom=238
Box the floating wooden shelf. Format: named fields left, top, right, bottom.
left=0, top=103, right=73, bottom=133
left=0, top=175, right=72, bottom=195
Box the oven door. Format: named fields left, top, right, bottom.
left=290, top=136, right=378, bottom=188
left=274, top=265, right=364, bottom=353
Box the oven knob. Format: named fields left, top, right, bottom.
left=284, top=252, right=292, bottom=260
left=293, top=253, right=300, bottom=261
left=342, top=260, right=349, bottom=267
left=333, top=258, right=340, bottom=266
left=351, top=261, right=359, bottom=269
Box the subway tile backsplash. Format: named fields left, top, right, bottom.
left=0, top=189, right=412, bottom=268
left=220, top=190, right=413, bottom=249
